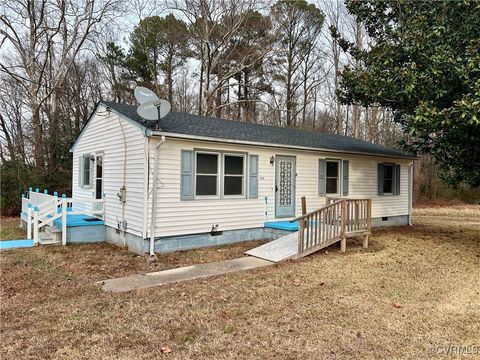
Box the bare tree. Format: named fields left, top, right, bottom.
left=1, top=0, right=120, bottom=172
left=271, top=0, right=324, bottom=127
left=170, top=0, right=273, bottom=117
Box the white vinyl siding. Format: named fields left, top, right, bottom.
left=147, top=137, right=411, bottom=238
left=71, top=105, right=147, bottom=237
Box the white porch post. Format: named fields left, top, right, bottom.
left=33, top=206, right=39, bottom=245
left=61, top=194, right=67, bottom=246
left=27, top=203, right=32, bottom=240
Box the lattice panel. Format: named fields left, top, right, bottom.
left=279, top=160, right=293, bottom=206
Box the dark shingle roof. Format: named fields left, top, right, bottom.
left=102, top=101, right=415, bottom=159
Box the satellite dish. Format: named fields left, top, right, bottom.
left=137, top=98, right=171, bottom=121
left=134, top=86, right=171, bottom=129
left=134, top=86, right=158, bottom=104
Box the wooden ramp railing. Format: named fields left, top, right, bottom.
left=292, top=198, right=372, bottom=258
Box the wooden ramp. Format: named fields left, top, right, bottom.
left=245, top=232, right=299, bottom=262
left=245, top=224, right=342, bottom=263
left=247, top=198, right=372, bottom=263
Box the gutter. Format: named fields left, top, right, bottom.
left=149, top=130, right=418, bottom=161
left=149, top=135, right=166, bottom=257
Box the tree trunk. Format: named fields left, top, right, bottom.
left=215, top=63, right=222, bottom=118
left=166, top=49, right=174, bottom=106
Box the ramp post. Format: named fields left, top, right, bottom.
left=341, top=199, right=347, bottom=253
left=363, top=235, right=369, bottom=249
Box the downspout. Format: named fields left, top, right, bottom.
left=150, top=135, right=166, bottom=256
left=118, top=118, right=128, bottom=247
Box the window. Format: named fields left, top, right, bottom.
left=383, top=164, right=394, bottom=194
left=378, top=163, right=400, bottom=195
left=223, top=155, right=245, bottom=196
left=95, top=155, right=103, bottom=199
left=82, top=155, right=92, bottom=187
left=195, top=153, right=219, bottom=196
left=326, top=161, right=339, bottom=194
left=193, top=151, right=247, bottom=198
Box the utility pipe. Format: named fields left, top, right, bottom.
left=150, top=135, right=166, bottom=256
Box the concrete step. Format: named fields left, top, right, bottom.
left=38, top=225, right=62, bottom=245
left=38, top=237, right=61, bottom=245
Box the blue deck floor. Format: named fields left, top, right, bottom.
left=53, top=214, right=104, bottom=229
left=264, top=220, right=299, bottom=231
left=0, top=239, right=34, bottom=249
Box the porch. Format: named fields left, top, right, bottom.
left=20, top=188, right=105, bottom=245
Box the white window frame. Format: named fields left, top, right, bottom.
left=326, top=160, right=340, bottom=195
left=194, top=151, right=221, bottom=199
left=81, top=154, right=93, bottom=189
left=222, top=153, right=246, bottom=198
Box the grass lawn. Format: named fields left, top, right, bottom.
left=1, top=206, right=479, bottom=359
left=0, top=217, right=26, bottom=241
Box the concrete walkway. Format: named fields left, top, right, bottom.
left=99, top=256, right=273, bottom=292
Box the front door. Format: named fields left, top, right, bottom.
left=275, top=155, right=296, bottom=218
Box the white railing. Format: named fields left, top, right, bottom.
left=21, top=189, right=104, bottom=246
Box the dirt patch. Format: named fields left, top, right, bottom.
left=1, top=207, right=479, bottom=359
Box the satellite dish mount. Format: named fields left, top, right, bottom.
left=134, top=86, right=171, bottom=129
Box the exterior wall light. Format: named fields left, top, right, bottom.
left=270, top=156, right=275, bottom=165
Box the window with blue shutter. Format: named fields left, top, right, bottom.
left=378, top=163, right=384, bottom=195
left=180, top=150, right=194, bottom=200
left=378, top=163, right=401, bottom=195
left=342, top=160, right=349, bottom=196
left=394, top=164, right=401, bottom=195
left=318, top=159, right=326, bottom=196
left=248, top=155, right=259, bottom=199
left=78, top=156, right=83, bottom=187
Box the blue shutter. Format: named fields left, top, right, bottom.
left=378, top=164, right=384, bottom=195
left=78, top=156, right=83, bottom=187
left=318, top=159, right=326, bottom=196
left=394, top=164, right=401, bottom=195
left=248, top=155, right=259, bottom=199
left=180, top=150, right=194, bottom=200
left=88, top=157, right=94, bottom=187
left=342, top=160, right=349, bottom=196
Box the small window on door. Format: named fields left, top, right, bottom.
left=195, top=153, right=219, bottom=196
left=326, top=161, right=339, bottom=194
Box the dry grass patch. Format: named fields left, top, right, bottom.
left=1, top=207, right=479, bottom=359
left=0, top=217, right=26, bottom=241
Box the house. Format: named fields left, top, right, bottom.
left=54, top=101, right=414, bottom=255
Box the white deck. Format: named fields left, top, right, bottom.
left=245, top=232, right=299, bottom=262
